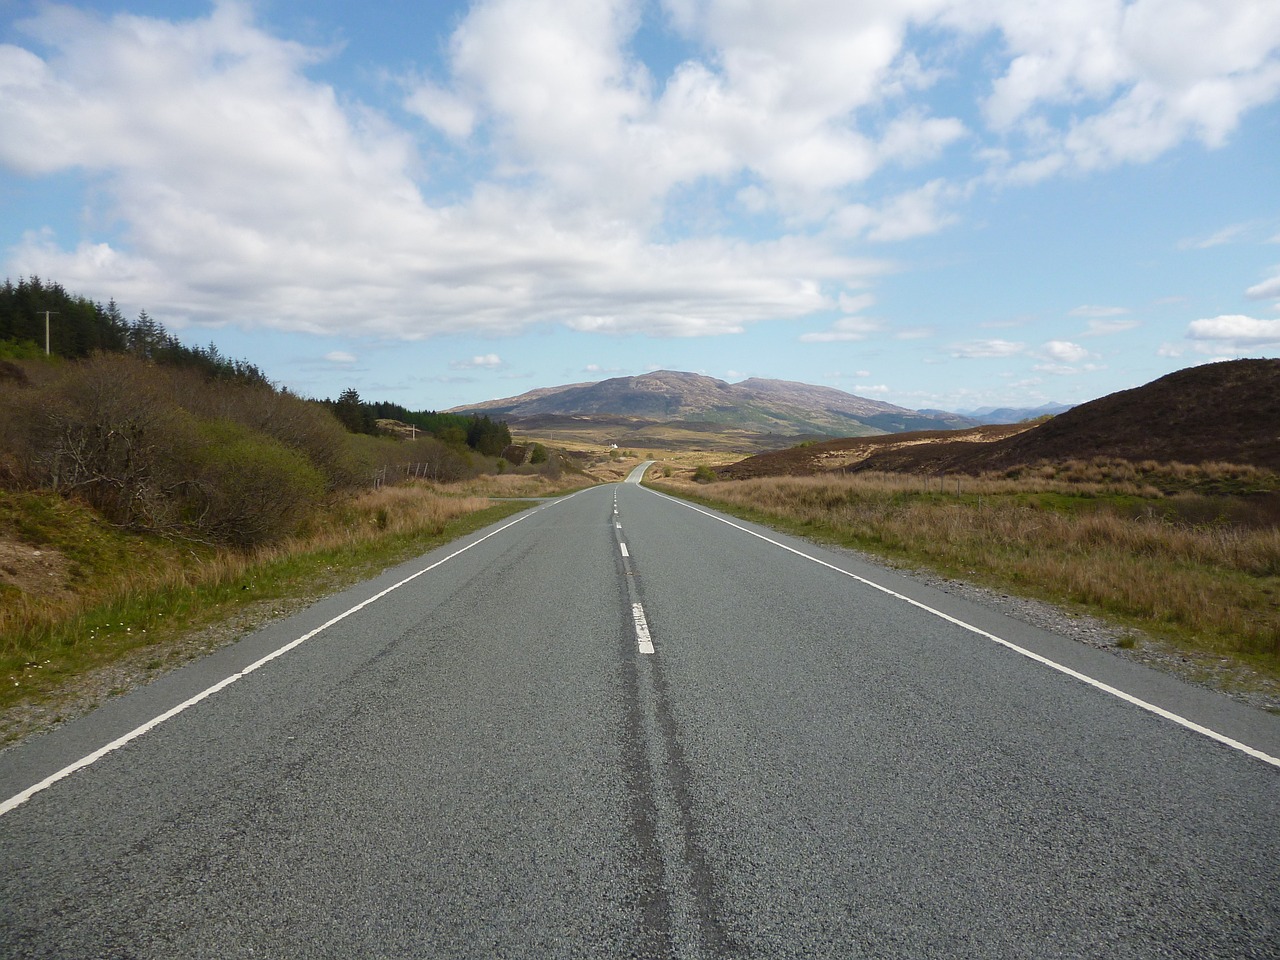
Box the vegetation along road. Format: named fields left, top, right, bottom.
left=2, top=464, right=1278, bottom=958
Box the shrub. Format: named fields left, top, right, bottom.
left=159, top=369, right=362, bottom=491
left=181, top=419, right=327, bottom=546
left=22, top=355, right=186, bottom=529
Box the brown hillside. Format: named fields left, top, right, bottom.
left=720, top=424, right=1027, bottom=479
left=977, top=358, right=1280, bottom=471
left=871, top=359, right=1280, bottom=475
left=724, top=360, right=1280, bottom=478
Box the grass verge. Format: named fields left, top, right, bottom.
left=0, top=485, right=545, bottom=724
left=651, top=472, right=1280, bottom=683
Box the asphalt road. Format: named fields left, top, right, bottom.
left=2, top=466, right=1278, bottom=959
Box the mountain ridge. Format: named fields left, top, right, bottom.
left=955, top=402, right=1074, bottom=424
left=448, top=370, right=978, bottom=439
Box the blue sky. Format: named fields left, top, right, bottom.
left=2, top=1, right=1279, bottom=414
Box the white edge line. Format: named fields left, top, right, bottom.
left=0, top=495, right=580, bottom=818
left=632, top=602, right=655, bottom=655
left=649, top=490, right=1280, bottom=770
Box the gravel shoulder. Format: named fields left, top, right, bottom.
left=888, top=557, right=1280, bottom=715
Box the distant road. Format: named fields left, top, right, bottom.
left=3, top=469, right=1278, bottom=958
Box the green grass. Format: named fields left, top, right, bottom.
left=1, top=491, right=533, bottom=716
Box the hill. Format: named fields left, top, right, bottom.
left=721, top=359, right=1280, bottom=478
left=449, top=370, right=977, bottom=446
left=954, top=402, right=1074, bottom=424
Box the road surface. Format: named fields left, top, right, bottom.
left=2, top=467, right=1278, bottom=958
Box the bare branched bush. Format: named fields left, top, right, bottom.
left=2, top=355, right=356, bottom=545
left=19, top=355, right=188, bottom=530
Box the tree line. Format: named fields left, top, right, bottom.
left=0, top=277, right=521, bottom=547
left=1, top=276, right=270, bottom=385
left=323, top=389, right=512, bottom=456
left=2, top=275, right=511, bottom=453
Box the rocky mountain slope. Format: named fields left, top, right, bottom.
left=449, top=370, right=976, bottom=438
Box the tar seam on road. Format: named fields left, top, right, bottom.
left=648, top=489, right=1280, bottom=772
left=614, top=483, right=732, bottom=957
left=0, top=493, right=587, bottom=819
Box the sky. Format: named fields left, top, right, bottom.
left=1, top=0, right=1279, bottom=414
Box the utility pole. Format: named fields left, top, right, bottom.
left=40, top=310, right=59, bottom=356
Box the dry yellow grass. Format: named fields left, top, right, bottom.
left=0, top=465, right=597, bottom=735
left=2, top=473, right=584, bottom=657
left=661, top=472, right=1280, bottom=669
left=438, top=473, right=586, bottom=499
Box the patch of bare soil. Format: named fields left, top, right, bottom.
left=0, top=537, right=72, bottom=601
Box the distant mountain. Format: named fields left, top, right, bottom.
left=954, top=402, right=1073, bottom=425
left=449, top=371, right=978, bottom=438
left=722, top=359, right=1280, bottom=477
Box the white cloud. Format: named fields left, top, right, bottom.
left=1082, top=317, right=1141, bottom=336
left=831, top=179, right=964, bottom=242
left=1069, top=304, right=1129, bottom=318
left=1178, top=222, right=1252, bottom=250
left=1033, top=362, right=1084, bottom=375
left=1187, top=314, right=1280, bottom=347
left=948, top=0, right=1280, bottom=179
left=1041, top=340, right=1090, bottom=363
left=451, top=353, right=504, bottom=369
left=1246, top=270, right=1280, bottom=300
left=325, top=350, right=357, bottom=364
left=1027, top=339, right=1098, bottom=374
left=2, top=5, right=899, bottom=341
left=799, top=316, right=883, bottom=343
left=3, top=0, right=1280, bottom=352
left=404, top=80, right=476, bottom=139
left=854, top=383, right=891, bottom=395
left=838, top=292, right=876, bottom=313
left=950, top=339, right=1026, bottom=358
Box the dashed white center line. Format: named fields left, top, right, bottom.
left=632, top=601, right=655, bottom=655
left=620, top=543, right=629, bottom=557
